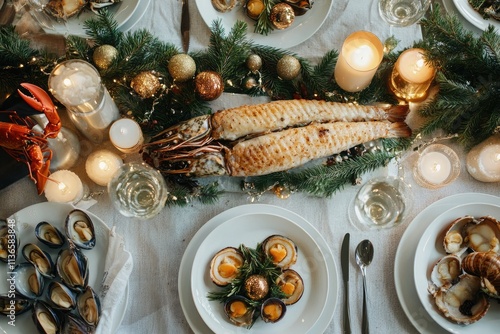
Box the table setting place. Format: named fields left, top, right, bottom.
left=0, top=0, right=499, bottom=333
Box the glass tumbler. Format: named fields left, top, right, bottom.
left=108, top=163, right=168, bottom=219
left=378, top=0, right=431, bottom=27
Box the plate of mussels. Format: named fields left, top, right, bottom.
left=413, top=202, right=500, bottom=333
left=195, top=0, right=333, bottom=48
left=0, top=202, right=126, bottom=334
left=190, top=210, right=334, bottom=334
left=28, top=0, right=140, bottom=37
left=452, top=0, right=500, bottom=31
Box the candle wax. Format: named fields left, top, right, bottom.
left=85, top=150, right=123, bottom=186
left=397, top=49, right=435, bottom=84
left=478, top=145, right=500, bottom=175
left=109, top=119, right=144, bottom=152
left=418, top=151, right=452, bottom=184
left=44, top=170, right=83, bottom=203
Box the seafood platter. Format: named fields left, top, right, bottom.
left=195, top=0, right=333, bottom=47
left=414, top=202, right=500, bottom=333
left=189, top=209, right=337, bottom=333
left=30, top=0, right=140, bottom=36
left=0, top=202, right=126, bottom=334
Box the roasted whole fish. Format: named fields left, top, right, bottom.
left=142, top=99, right=411, bottom=177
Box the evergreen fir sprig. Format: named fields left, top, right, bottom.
left=254, top=0, right=279, bottom=36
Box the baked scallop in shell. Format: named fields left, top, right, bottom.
left=260, top=297, right=286, bottom=323
left=262, top=235, right=297, bottom=269
left=210, top=247, right=244, bottom=286
left=224, top=295, right=255, bottom=327
left=276, top=269, right=304, bottom=305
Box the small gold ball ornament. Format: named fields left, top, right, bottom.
left=277, top=55, right=301, bottom=80
left=244, top=274, right=269, bottom=300
left=130, top=71, right=161, bottom=99
left=246, top=54, right=262, bottom=73
left=270, top=3, right=295, bottom=30
left=93, top=45, right=118, bottom=70
left=168, top=54, right=196, bottom=82
left=246, top=0, right=265, bottom=20
left=195, top=71, right=224, bottom=101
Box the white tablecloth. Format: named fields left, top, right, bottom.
left=1, top=0, right=499, bottom=333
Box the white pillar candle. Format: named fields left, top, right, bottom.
left=109, top=118, right=144, bottom=153
left=413, top=144, right=460, bottom=189
left=334, top=31, right=384, bottom=92
left=466, top=135, right=500, bottom=182
left=48, top=59, right=120, bottom=143
left=44, top=170, right=83, bottom=203
left=389, top=48, right=436, bottom=101
left=85, top=149, right=123, bottom=186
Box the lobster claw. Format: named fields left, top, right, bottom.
left=17, top=83, right=61, bottom=138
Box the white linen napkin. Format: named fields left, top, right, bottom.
left=95, top=226, right=133, bottom=334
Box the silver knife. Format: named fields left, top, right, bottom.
left=181, top=0, right=190, bottom=53
left=341, top=233, right=351, bottom=334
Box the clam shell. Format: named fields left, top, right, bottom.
left=224, top=295, right=255, bottom=328
left=210, top=247, right=244, bottom=286
left=260, top=297, right=286, bottom=323
left=13, top=263, right=45, bottom=299
left=276, top=269, right=304, bottom=305
left=22, top=243, right=55, bottom=279
left=35, top=221, right=65, bottom=248
left=76, top=286, right=101, bottom=326
left=429, top=254, right=462, bottom=292
left=464, top=216, right=500, bottom=253
left=65, top=209, right=96, bottom=250
left=56, top=247, right=89, bottom=291
left=443, top=216, right=475, bottom=255
left=262, top=235, right=297, bottom=269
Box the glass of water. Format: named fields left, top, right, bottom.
left=378, top=0, right=431, bottom=27
left=108, top=162, right=169, bottom=219
left=349, top=176, right=412, bottom=230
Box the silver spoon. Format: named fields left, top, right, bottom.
left=355, top=239, right=374, bottom=334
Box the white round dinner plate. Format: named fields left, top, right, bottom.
left=442, top=0, right=482, bottom=34
left=452, top=0, right=500, bottom=31
left=414, top=202, right=500, bottom=333
left=0, top=202, right=128, bottom=334
left=35, top=0, right=140, bottom=37
left=194, top=0, right=333, bottom=48
left=178, top=204, right=338, bottom=334
left=394, top=193, right=500, bottom=334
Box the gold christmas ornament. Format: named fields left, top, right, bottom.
left=270, top=3, right=295, bottom=30
left=273, top=184, right=291, bottom=199
left=243, top=76, right=258, bottom=90
left=246, top=0, right=265, bottom=20
left=167, top=54, right=196, bottom=82
left=244, top=274, right=269, bottom=300
left=93, top=45, right=118, bottom=70
left=246, top=54, right=262, bottom=73
left=131, top=71, right=161, bottom=99
left=277, top=55, right=301, bottom=80
left=195, top=71, right=224, bottom=101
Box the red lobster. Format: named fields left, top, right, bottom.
left=0, top=83, right=61, bottom=194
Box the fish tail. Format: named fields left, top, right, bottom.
left=385, top=105, right=410, bottom=123
left=389, top=122, right=412, bottom=138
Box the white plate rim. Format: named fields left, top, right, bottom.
left=194, top=0, right=333, bottom=48
left=413, top=202, right=500, bottom=333
left=394, top=192, right=500, bottom=334
left=190, top=211, right=329, bottom=334
left=117, top=0, right=151, bottom=33
left=0, top=202, right=128, bottom=334
left=38, top=0, right=140, bottom=37
left=178, top=204, right=338, bottom=334
left=452, top=0, right=500, bottom=31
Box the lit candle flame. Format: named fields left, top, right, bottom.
left=98, top=160, right=110, bottom=171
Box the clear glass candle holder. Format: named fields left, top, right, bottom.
left=413, top=144, right=461, bottom=189
left=108, top=162, right=168, bottom=219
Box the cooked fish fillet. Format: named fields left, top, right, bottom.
left=212, top=99, right=409, bottom=141
left=226, top=121, right=411, bottom=176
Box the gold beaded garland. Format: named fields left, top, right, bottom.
left=195, top=71, right=224, bottom=101
left=167, top=54, right=196, bottom=82
left=270, top=3, right=295, bottom=30
left=93, top=45, right=118, bottom=70
left=277, top=55, right=301, bottom=80
left=130, top=71, right=161, bottom=99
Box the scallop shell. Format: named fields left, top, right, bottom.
left=210, top=247, right=244, bottom=286
left=262, top=235, right=297, bottom=269
left=224, top=295, right=255, bottom=327
left=260, top=297, right=286, bottom=323
left=276, top=269, right=304, bottom=305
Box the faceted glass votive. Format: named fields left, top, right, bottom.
left=413, top=144, right=461, bottom=189
left=108, top=162, right=168, bottom=219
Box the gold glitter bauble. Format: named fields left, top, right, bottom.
left=167, top=54, right=196, bottom=82
left=195, top=71, right=224, bottom=101
left=244, top=274, right=269, bottom=300
left=246, top=0, right=265, bottom=20
left=130, top=71, right=161, bottom=99
left=92, top=45, right=118, bottom=70
left=273, top=184, right=291, bottom=199
left=270, top=3, right=295, bottom=30
left=277, top=55, right=301, bottom=80
left=246, top=54, right=262, bottom=73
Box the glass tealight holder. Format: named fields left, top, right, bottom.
left=108, top=162, right=168, bottom=219
left=378, top=0, right=431, bottom=27
left=349, top=176, right=412, bottom=231
left=413, top=144, right=461, bottom=189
